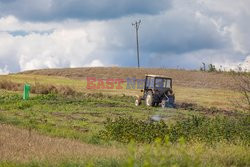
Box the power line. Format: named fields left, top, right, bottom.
left=132, top=20, right=141, bottom=68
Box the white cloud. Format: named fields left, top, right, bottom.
left=196, top=0, right=250, bottom=55
left=213, top=56, right=250, bottom=72
left=0, top=65, right=9, bottom=75
left=0, top=26, right=107, bottom=72
left=84, top=59, right=104, bottom=67
left=0, top=16, right=132, bottom=72
left=0, top=15, right=58, bottom=32
left=0, top=0, right=250, bottom=72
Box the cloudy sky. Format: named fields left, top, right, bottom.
left=0, top=0, right=249, bottom=74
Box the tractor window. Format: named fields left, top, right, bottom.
left=155, top=78, right=171, bottom=88
left=165, top=79, right=171, bottom=88
left=146, top=77, right=154, bottom=89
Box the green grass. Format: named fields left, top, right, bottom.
left=0, top=90, right=196, bottom=144
left=0, top=89, right=248, bottom=146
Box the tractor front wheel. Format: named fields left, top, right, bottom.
left=145, top=92, right=154, bottom=106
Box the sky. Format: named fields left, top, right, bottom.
left=0, top=0, right=249, bottom=74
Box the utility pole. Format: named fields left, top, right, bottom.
left=132, top=20, right=141, bottom=68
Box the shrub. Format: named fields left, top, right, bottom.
left=57, top=85, right=77, bottom=96
left=0, top=80, right=77, bottom=96
left=99, top=117, right=169, bottom=143
left=124, top=140, right=250, bottom=167
left=31, top=82, right=58, bottom=94
left=31, top=82, right=77, bottom=96
left=0, top=80, right=22, bottom=91
left=208, top=64, right=217, bottom=72
left=99, top=115, right=250, bottom=144
left=169, top=115, right=250, bottom=143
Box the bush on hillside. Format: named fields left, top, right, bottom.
left=0, top=80, right=22, bottom=91
left=99, top=115, right=250, bottom=144
left=0, top=80, right=77, bottom=96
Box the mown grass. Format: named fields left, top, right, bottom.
left=174, top=86, right=241, bottom=110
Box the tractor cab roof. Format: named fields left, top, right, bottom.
left=146, top=74, right=172, bottom=79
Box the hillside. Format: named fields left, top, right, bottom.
left=20, top=67, right=236, bottom=89
left=0, top=67, right=249, bottom=166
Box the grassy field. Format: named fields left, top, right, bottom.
left=0, top=68, right=249, bottom=166
left=0, top=73, right=242, bottom=110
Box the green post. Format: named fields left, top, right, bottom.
left=23, top=84, right=31, bottom=100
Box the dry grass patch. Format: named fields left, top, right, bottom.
left=0, top=124, right=122, bottom=163
left=30, top=82, right=77, bottom=96
left=20, top=67, right=239, bottom=89
left=0, top=80, right=22, bottom=91
left=0, top=79, right=77, bottom=96
left=174, top=86, right=242, bottom=110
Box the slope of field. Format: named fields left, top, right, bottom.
left=0, top=124, right=121, bottom=163
left=20, top=67, right=236, bottom=89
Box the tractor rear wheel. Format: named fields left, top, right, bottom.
left=145, top=92, right=154, bottom=106
left=135, top=99, right=141, bottom=106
